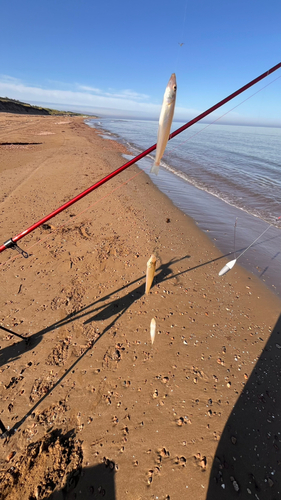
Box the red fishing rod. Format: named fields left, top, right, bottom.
left=1, top=62, right=280, bottom=257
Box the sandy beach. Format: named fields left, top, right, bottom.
left=0, top=114, right=281, bottom=500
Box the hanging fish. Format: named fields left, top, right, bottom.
left=218, top=221, right=276, bottom=277
left=150, top=318, right=156, bottom=345
left=219, top=259, right=237, bottom=276
left=145, top=254, right=157, bottom=294
left=151, top=73, right=177, bottom=175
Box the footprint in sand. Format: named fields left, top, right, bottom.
left=146, top=447, right=170, bottom=485
left=193, top=452, right=207, bottom=471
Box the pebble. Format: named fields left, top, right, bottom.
left=233, top=480, right=239, bottom=492
left=6, top=451, right=16, bottom=462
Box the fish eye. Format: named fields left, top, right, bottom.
left=173, top=85, right=177, bottom=91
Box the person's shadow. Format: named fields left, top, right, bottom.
left=206, top=313, right=281, bottom=499
left=0, top=427, right=116, bottom=500
left=48, top=462, right=116, bottom=500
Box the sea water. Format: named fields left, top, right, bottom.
left=86, top=118, right=281, bottom=297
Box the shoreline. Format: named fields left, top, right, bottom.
left=1, top=114, right=281, bottom=499
left=87, top=118, right=281, bottom=298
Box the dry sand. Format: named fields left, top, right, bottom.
left=0, top=114, right=281, bottom=500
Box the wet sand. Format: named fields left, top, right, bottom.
left=0, top=114, right=281, bottom=500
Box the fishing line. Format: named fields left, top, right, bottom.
left=233, top=218, right=238, bottom=259
left=219, top=218, right=281, bottom=276
left=236, top=224, right=273, bottom=261
left=174, top=0, right=188, bottom=71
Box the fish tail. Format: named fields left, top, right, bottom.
left=150, top=162, right=160, bottom=175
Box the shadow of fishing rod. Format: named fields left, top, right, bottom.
left=2, top=254, right=190, bottom=437
left=1, top=242, right=272, bottom=438
left=3, top=235, right=276, bottom=400
left=0, top=256, right=188, bottom=437
left=0, top=245, right=247, bottom=372
left=1, top=313, right=122, bottom=440
left=0, top=255, right=190, bottom=358
left=2, top=229, right=277, bottom=357
left=260, top=251, right=281, bottom=278
left=1, top=228, right=279, bottom=346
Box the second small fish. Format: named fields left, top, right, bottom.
left=145, top=254, right=157, bottom=294
left=151, top=73, right=177, bottom=175
left=150, top=318, right=156, bottom=345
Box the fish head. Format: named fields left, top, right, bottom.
left=165, top=73, right=177, bottom=104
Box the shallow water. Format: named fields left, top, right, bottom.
left=86, top=119, right=281, bottom=297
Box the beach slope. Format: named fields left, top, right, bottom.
left=0, top=114, right=280, bottom=499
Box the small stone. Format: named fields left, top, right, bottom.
left=6, top=451, right=16, bottom=462
left=233, top=480, right=239, bottom=492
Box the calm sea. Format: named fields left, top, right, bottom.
left=86, top=118, right=281, bottom=297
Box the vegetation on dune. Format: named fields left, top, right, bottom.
left=0, top=97, right=82, bottom=116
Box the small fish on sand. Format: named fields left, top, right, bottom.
left=150, top=318, right=156, bottom=345
left=145, top=254, right=157, bottom=294
left=151, top=73, right=177, bottom=175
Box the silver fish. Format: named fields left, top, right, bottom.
left=150, top=318, right=156, bottom=345
left=219, top=258, right=237, bottom=276
left=151, top=73, right=177, bottom=175
left=145, top=254, right=157, bottom=294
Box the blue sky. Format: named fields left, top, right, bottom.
left=0, top=0, right=280, bottom=126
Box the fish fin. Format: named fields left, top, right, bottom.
left=150, top=163, right=160, bottom=175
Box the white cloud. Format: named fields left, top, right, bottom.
left=0, top=76, right=157, bottom=115
left=77, top=85, right=150, bottom=101
left=1, top=75, right=279, bottom=126
left=77, top=85, right=102, bottom=93
left=0, top=74, right=21, bottom=84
